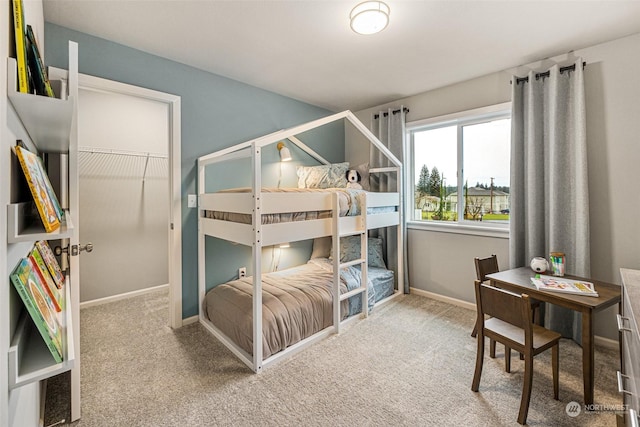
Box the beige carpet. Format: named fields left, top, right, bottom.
left=45, top=289, right=622, bottom=426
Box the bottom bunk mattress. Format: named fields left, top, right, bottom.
left=203, top=258, right=394, bottom=359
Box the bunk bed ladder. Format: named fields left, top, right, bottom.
left=332, top=192, right=368, bottom=334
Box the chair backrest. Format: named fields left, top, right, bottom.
left=474, top=280, right=532, bottom=331
left=474, top=255, right=499, bottom=282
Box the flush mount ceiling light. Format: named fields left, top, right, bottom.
left=350, top=1, right=390, bottom=35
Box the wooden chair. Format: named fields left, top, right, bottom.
left=471, top=255, right=500, bottom=358
left=471, top=280, right=560, bottom=425
left=472, top=255, right=541, bottom=362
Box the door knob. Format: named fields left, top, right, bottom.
left=54, top=243, right=94, bottom=256
left=79, top=243, right=93, bottom=253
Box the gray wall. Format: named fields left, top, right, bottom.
left=350, top=32, right=640, bottom=341
left=78, top=88, right=170, bottom=302
left=78, top=153, right=168, bottom=302
left=44, top=23, right=345, bottom=318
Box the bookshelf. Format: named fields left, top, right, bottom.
left=7, top=58, right=75, bottom=154
left=3, top=41, right=80, bottom=423
left=7, top=203, right=74, bottom=243
left=8, top=277, right=74, bottom=389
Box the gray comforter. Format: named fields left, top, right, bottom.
left=205, top=259, right=351, bottom=359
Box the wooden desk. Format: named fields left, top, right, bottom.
left=487, top=267, right=621, bottom=405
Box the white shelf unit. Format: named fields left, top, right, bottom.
left=6, top=58, right=74, bottom=154
left=4, top=43, right=78, bottom=402
left=7, top=203, right=74, bottom=243
left=8, top=278, right=75, bottom=389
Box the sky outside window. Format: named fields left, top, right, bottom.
left=414, top=118, right=510, bottom=189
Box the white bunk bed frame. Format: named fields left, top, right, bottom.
left=197, top=110, right=404, bottom=373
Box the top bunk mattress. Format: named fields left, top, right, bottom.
left=203, top=187, right=395, bottom=225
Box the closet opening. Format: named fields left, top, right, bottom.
left=73, top=73, right=182, bottom=326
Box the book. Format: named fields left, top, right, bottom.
left=15, top=145, right=61, bottom=233
left=36, top=155, right=64, bottom=221
left=35, top=240, right=65, bottom=289
left=16, top=140, right=63, bottom=221
left=11, top=0, right=29, bottom=93
left=25, top=25, right=55, bottom=97
left=29, top=246, right=64, bottom=312
left=10, top=258, right=63, bottom=363
left=530, top=275, right=599, bottom=297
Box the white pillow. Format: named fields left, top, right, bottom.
left=297, top=162, right=349, bottom=189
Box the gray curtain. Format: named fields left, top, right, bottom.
left=370, top=107, right=409, bottom=293
left=510, top=59, right=589, bottom=343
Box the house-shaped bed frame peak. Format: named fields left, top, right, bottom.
left=197, top=110, right=401, bottom=169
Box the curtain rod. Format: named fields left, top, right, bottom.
left=513, top=61, right=586, bottom=85
left=374, top=107, right=410, bottom=120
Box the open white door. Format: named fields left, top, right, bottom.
left=48, top=45, right=182, bottom=423
left=67, top=42, right=82, bottom=424
left=48, top=42, right=82, bottom=422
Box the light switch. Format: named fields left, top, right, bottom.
left=187, top=194, right=197, bottom=208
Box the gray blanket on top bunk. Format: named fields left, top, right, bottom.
left=204, top=258, right=394, bottom=360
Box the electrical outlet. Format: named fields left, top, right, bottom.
left=239, top=267, right=247, bottom=278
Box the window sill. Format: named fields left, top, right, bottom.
left=407, top=220, right=510, bottom=239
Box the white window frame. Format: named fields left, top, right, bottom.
left=406, top=102, right=511, bottom=238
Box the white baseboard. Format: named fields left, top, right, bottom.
left=594, top=335, right=619, bottom=350
left=80, top=284, right=169, bottom=309
left=409, top=286, right=619, bottom=347
left=410, top=286, right=476, bottom=311
left=182, top=315, right=199, bottom=326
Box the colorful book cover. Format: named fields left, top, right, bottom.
left=35, top=240, right=65, bottom=289
left=25, top=25, right=55, bottom=97
left=530, top=275, right=599, bottom=297
left=11, top=0, right=29, bottom=93
left=10, top=258, right=63, bottom=363
left=15, top=145, right=61, bottom=233
left=29, top=247, right=63, bottom=312
left=36, top=156, right=64, bottom=221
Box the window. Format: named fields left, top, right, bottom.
left=408, top=103, right=511, bottom=229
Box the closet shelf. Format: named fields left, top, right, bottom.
left=7, top=203, right=74, bottom=243
left=8, top=278, right=75, bottom=389
left=7, top=58, right=75, bottom=154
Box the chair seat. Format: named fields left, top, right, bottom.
left=485, top=317, right=561, bottom=353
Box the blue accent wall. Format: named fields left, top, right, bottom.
left=44, top=23, right=345, bottom=318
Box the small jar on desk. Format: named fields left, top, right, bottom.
left=550, top=252, right=565, bottom=276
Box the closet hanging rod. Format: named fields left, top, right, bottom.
left=78, top=146, right=168, bottom=159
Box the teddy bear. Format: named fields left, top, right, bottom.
left=346, top=169, right=362, bottom=190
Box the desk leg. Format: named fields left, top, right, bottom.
left=582, top=309, right=594, bottom=406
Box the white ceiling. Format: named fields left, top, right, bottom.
left=44, top=0, right=640, bottom=112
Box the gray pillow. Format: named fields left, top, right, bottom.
left=330, top=236, right=387, bottom=269
left=310, top=236, right=331, bottom=259
left=353, top=163, right=370, bottom=191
